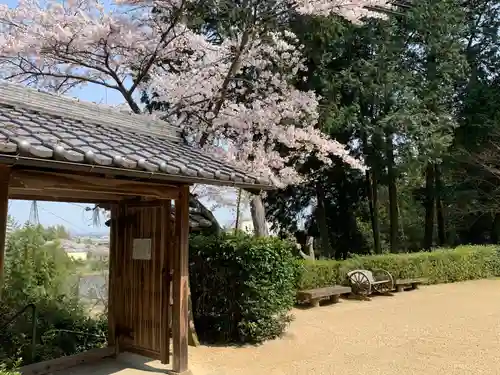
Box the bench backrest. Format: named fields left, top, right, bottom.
left=347, top=269, right=375, bottom=283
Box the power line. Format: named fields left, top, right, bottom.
left=67, top=202, right=91, bottom=209
left=58, top=202, right=103, bottom=228
left=38, top=204, right=88, bottom=233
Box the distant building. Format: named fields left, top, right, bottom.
left=88, top=245, right=109, bottom=262
left=56, top=239, right=90, bottom=261
left=65, top=250, right=89, bottom=261
left=94, top=236, right=110, bottom=245
left=47, top=238, right=110, bottom=262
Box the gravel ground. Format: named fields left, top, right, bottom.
left=59, top=279, right=500, bottom=375
left=191, top=279, right=500, bottom=375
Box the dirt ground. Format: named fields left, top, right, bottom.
left=61, top=279, right=500, bottom=375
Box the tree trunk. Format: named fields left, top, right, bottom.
left=337, top=167, right=352, bottom=260
left=491, top=213, right=500, bottom=244
left=250, top=194, right=269, bottom=237
left=361, top=131, right=381, bottom=254
left=306, top=236, right=315, bottom=259
left=423, top=163, right=435, bottom=250
left=235, top=188, right=242, bottom=231
left=315, top=183, right=333, bottom=258
left=365, top=170, right=381, bottom=254
left=435, top=164, right=446, bottom=246
left=385, top=131, right=399, bottom=253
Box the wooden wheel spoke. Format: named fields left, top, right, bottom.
left=348, top=271, right=371, bottom=296
left=374, top=282, right=391, bottom=293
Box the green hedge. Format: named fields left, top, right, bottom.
left=189, top=232, right=298, bottom=344
left=189, top=238, right=499, bottom=344
left=296, top=245, right=500, bottom=290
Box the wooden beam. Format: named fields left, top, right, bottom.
left=10, top=169, right=181, bottom=200
left=160, top=199, right=172, bottom=364
left=9, top=188, right=123, bottom=203
left=0, top=166, right=10, bottom=299
left=123, top=200, right=163, bottom=208
left=172, top=186, right=190, bottom=374
left=18, top=347, right=116, bottom=375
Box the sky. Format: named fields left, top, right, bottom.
left=4, top=0, right=238, bottom=234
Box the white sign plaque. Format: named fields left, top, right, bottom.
left=132, top=238, right=152, bottom=260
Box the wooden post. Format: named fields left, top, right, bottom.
left=172, top=186, right=190, bottom=374
left=112, top=203, right=127, bottom=356
left=0, top=166, right=11, bottom=299
left=160, top=199, right=172, bottom=364
left=107, top=205, right=118, bottom=351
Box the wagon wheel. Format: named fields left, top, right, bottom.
left=372, top=281, right=392, bottom=294
left=372, top=269, right=394, bottom=295
left=348, top=271, right=371, bottom=296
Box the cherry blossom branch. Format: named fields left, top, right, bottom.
left=199, top=27, right=254, bottom=147
left=129, top=1, right=188, bottom=94
left=0, top=0, right=383, bottom=187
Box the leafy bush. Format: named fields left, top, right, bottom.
left=0, top=369, right=20, bottom=375
left=0, top=224, right=107, bottom=368
left=189, top=232, right=298, bottom=344
left=0, top=362, right=21, bottom=375
left=297, top=245, right=500, bottom=290
left=0, top=299, right=107, bottom=366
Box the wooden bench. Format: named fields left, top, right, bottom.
left=296, top=285, right=352, bottom=307
left=394, top=277, right=428, bottom=292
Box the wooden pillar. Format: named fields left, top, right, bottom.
left=0, top=166, right=10, bottom=298
left=107, top=205, right=118, bottom=349
left=160, top=199, right=172, bottom=364
left=172, top=186, right=190, bottom=374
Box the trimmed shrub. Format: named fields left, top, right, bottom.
left=295, top=259, right=341, bottom=290
left=297, top=245, right=500, bottom=290
left=189, top=232, right=298, bottom=344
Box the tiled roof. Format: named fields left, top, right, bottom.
left=0, top=81, right=272, bottom=189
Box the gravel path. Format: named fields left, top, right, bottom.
left=190, top=279, right=500, bottom=375
left=58, top=279, right=500, bottom=375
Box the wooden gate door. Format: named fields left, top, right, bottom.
left=110, top=201, right=171, bottom=363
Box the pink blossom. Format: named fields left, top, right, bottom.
left=0, top=0, right=379, bottom=186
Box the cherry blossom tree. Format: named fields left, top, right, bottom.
left=0, top=0, right=387, bottom=235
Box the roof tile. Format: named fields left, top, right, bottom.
left=0, top=81, right=273, bottom=189
left=0, top=141, right=16, bottom=153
